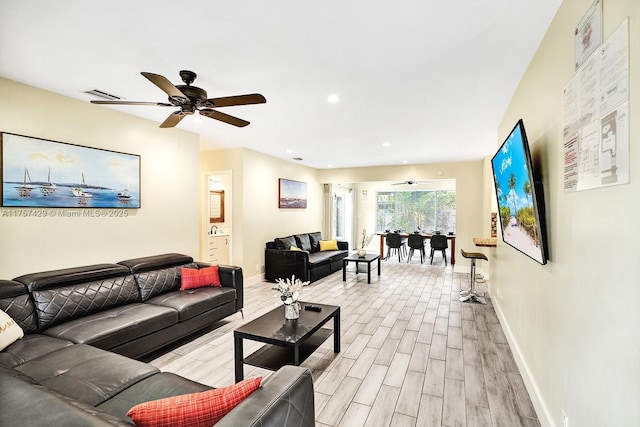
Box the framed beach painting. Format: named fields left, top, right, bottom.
left=1, top=132, right=140, bottom=208
left=278, top=178, right=307, bottom=208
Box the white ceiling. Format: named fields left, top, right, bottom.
left=0, top=0, right=562, bottom=170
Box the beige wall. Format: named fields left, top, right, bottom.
left=493, top=1, right=640, bottom=426
left=0, top=78, right=200, bottom=278
left=198, top=153, right=485, bottom=280
left=200, top=148, right=323, bottom=282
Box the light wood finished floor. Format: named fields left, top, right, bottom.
left=150, top=259, right=539, bottom=427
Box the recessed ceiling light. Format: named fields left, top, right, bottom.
left=327, top=94, right=340, bottom=104
left=286, top=149, right=293, bottom=154
left=382, top=142, right=390, bottom=147
left=402, top=160, right=408, bottom=164
left=327, top=164, right=333, bottom=168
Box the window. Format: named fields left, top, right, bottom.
left=376, top=190, right=456, bottom=233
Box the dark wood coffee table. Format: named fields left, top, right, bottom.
left=342, top=253, right=381, bottom=284
left=234, top=302, right=340, bottom=382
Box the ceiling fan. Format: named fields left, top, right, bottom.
left=90, top=70, right=266, bottom=128
left=391, top=180, right=431, bottom=186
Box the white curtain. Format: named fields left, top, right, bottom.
left=323, top=183, right=333, bottom=239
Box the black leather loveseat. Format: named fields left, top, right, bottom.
left=265, top=232, right=349, bottom=283
left=0, top=253, right=315, bottom=426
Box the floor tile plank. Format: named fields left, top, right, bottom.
left=150, top=261, right=540, bottom=427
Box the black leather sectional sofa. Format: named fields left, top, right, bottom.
left=265, top=231, right=349, bottom=283
left=0, top=253, right=315, bottom=426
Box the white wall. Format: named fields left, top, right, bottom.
left=492, top=1, right=640, bottom=426
left=318, top=161, right=485, bottom=272
left=0, top=78, right=200, bottom=278
left=352, top=180, right=456, bottom=251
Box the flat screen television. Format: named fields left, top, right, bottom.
left=491, top=119, right=548, bottom=264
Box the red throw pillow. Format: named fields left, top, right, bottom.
left=127, top=376, right=262, bottom=427
left=180, top=266, right=220, bottom=290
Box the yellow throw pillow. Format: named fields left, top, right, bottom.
left=290, top=246, right=302, bottom=251
left=319, top=239, right=339, bottom=251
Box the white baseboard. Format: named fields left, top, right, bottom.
left=245, top=272, right=265, bottom=286
left=490, top=290, right=555, bottom=427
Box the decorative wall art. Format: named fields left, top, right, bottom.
left=1, top=132, right=141, bottom=208
left=278, top=178, right=307, bottom=209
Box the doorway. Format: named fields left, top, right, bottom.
left=202, top=170, right=232, bottom=264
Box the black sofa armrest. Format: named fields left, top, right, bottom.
left=195, top=262, right=244, bottom=312
left=264, top=249, right=310, bottom=283
left=216, top=366, right=315, bottom=427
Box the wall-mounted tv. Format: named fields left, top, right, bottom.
left=491, top=119, right=548, bottom=265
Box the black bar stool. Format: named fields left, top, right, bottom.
left=459, top=249, right=487, bottom=304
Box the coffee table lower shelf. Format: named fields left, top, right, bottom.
left=243, top=328, right=332, bottom=371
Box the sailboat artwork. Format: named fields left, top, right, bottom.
left=2, top=133, right=141, bottom=208
left=72, top=172, right=93, bottom=198
left=117, top=189, right=131, bottom=199
left=39, top=167, right=57, bottom=196
left=16, top=168, right=34, bottom=197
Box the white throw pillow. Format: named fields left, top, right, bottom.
left=0, top=308, right=24, bottom=351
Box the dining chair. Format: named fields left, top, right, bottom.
left=385, top=233, right=405, bottom=262
left=429, top=234, right=448, bottom=265
left=407, top=234, right=426, bottom=263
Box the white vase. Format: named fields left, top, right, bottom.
left=357, top=248, right=367, bottom=257
left=284, top=302, right=300, bottom=319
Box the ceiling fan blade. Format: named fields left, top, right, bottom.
left=200, top=109, right=250, bottom=127
left=159, top=111, right=187, bottom=128
left=90, top=100, right=173, bottom=106
left=205, top=94, right=266, bottom=108
left=141, top=72, right=188, bottom=101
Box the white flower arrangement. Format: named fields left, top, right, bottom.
left=272, top=275, right=308, bottom=305
left=360, top=228, right=375, bottom=249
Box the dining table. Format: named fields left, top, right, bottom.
left=377, top=232, right=457, bottom=265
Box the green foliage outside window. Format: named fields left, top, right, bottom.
left=376, top=191, right=456, bottom=233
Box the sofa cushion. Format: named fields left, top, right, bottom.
left=0, top=280, right=38, bottom=334
left=134, top=264, right=198, bottom=301
left=308, top=232, right=322, bottom=252
left=307, top=250, right=345, bottom=267
left=42, top=303, right=178, bottom=350
left=0, top=372, right=133, bottom=427
left=180, top=266, right=220, bottom=290
left=118, top=253, right=195, bottom=274
left=274, top=235, right=297, bottom=250
left=0, top=334, right=73, bottom=369
left=15, top=344, right=159, bottom=406
left=30, top=274, right=141, bottom=330
left=294, top=234, right=312, bottom=251
left=145, top=287, right=236, bottom=322
left=127, top=376, right=262, bottom=427
left=98, top=372, right=211, bottom=421
left=0, top=308, right=23, bottom=351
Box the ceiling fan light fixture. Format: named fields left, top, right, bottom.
left=89, top=70, right=266, bottom=128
